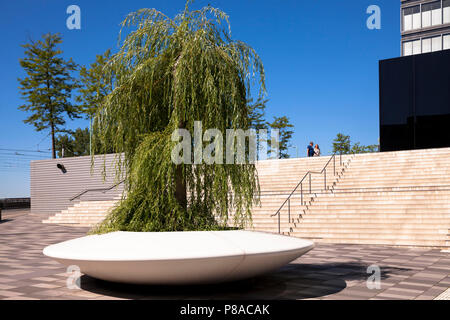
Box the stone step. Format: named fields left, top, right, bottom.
left=291, top=237, right=448, bottom=248
left=276, top=227, right=449, bottom=234
left=285, top=218, right=450, bottom=224
left=289, top=232, right=446, bottom=241
left=251, top=221, right=449, bottom=229
left=251, top=201, right=450, bottom=208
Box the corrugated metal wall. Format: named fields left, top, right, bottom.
left=30, top=154, right=125, bottom=215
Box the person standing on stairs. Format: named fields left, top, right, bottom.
left=314, top=144, right=321, bottom=157
left=307, top=142, right=315, bottom=157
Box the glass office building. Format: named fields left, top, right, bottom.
left=401, top=0, right=450, bottom=56
left=379, top=49, right=450, bottom=152
left=378, top=1, right=450, bottom=152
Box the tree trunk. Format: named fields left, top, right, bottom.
left=51, top=123, right=56, bottom=159
left=174, top=119, right=187, bottom=210
left=175, top=163, right=187, bottom=210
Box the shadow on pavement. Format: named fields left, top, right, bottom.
left=80, top=261, right=410, bottom=300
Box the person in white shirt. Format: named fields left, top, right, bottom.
left=314, top=144, right=321, bottom=157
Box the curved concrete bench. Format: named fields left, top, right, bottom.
left=43, top=230, right=314, bottom=285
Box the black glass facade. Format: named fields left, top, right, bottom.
left=379, top=49, right=450, bottom=152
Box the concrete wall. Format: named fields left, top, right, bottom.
left=30, top=154, right=124, bottom=215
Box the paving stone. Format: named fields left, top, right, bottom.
left=0, top=211, right=448, bottom=300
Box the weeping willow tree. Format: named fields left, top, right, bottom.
left=91, top=1, right=266, bottom=233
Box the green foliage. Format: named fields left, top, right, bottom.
left=91, top=2, right=265, bottom=233
left=18, top=33, right=79, bottom=159
left=248, top=97, right=268, bottom=159
left=55, top=128, right=90, bottom=158
left=332, top=133, right=351, bottom=154
left=56, top=127, right=116, bottom=158
left=349, top=142, right=364, bottom=154
left=248, top=97, right=268, bottom=131
left=333, top=133, right=379, bottom=155
left=351, top=142, right=379, bottom=154
left=268, top=116, right=294, bottom=159
left=76, top=49, right=113, bottom=119
left=365, top=144, right=379, bottom=153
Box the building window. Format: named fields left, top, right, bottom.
left=422, top=2, right=443, bottom=27
left=444, top=34, right=450, bottom=50
left=444, top=0, right=450, bottom=24
left=431, top=1, right=442, bottom=26
left=413, top=39, right=421, bottom=54
left=403, top=41, right=412, bottom=56
left=403, top=6, right=420, bottom=31
left=413, top=6, right=422, bottom=29
left=432, top=35, right=442, bottom=51
left=403, top=41, right=413, bottom=56
left=422, top=3, right=433, bottom=27
left=422, top=38, right=432, bottom=53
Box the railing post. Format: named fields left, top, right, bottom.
left=324, top=168, right=327, bottom=190
left=309, top=173, right=312, bottom=193
left=301, top=182, right=303, bottom=206
left=340, top=152, right=342, bottom=166
left=278, top=212, right=280, bottom=234
left=333, top=155, right=336, bottom=176
left=288, top=198, right=290, bottom=223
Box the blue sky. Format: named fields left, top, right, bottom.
left=0, top=0, right=400, bottom=197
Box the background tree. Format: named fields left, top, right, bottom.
left=351, top=142, right=379, bottom=154
left=268, top=116, right=294, bottom=159
left=55, top=128, right=90, bottom=158
left=350, top=142, right=365, bottom=154
left=56, top=127, right=116, bottom=158
left=248, top=97, right=268, bottom=159
left=333, top=133, right=379, bottom=154
left=332, top=133, right=351, bottom=154
left=92, top=2, right=266, bottom=233
left=76, top=49, right=113, bottom=155
left=76, top=49, right=113, bottom=118
left=18, top=33, right=79, bottom=159
left=364, top=144, right=379, bottom=153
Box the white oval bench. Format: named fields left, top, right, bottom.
left=43, top=230, right=314, bottom=285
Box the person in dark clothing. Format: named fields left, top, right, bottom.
left=307, top=142, right=315, bottom=157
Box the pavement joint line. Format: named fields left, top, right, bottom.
left=433, top=288, right=450, bottom=300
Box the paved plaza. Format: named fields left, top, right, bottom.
left=0, top=209, right=449, bottom=300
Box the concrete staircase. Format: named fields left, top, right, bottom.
left=42, top=156, right=351, bottom=229
left=249, top=147, right=450, bottom=249
left=41, top=147, right=450, bottom=249
left=42, top=199, right=119, bottom=227
left=242, top=155, right=352, bottom=234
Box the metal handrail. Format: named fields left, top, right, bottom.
left=70, top=179, right=125, bottom=201
left=271, top=153, right=343, bottom=234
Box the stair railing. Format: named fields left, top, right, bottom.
left=271, top=153, right=343, bottom=234
left=70, top=179, right=125, bottom=202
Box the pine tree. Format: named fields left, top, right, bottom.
left=18, top=33, right=79, bottom=159
left=248, top=97, right=268, bottom=159
left=76, top=49, right=113, bottom=119
left=76, top=49, right=113, bottom=155
left=91, top=2, right=266, bottom=233
left=55, top=128, right=90, bottom=158
left=332, top=133, right=351, bottom=154
left=268, top=116, right=294, bottom=159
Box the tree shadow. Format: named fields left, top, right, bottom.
left=80, top=261, right=410, bottom=300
